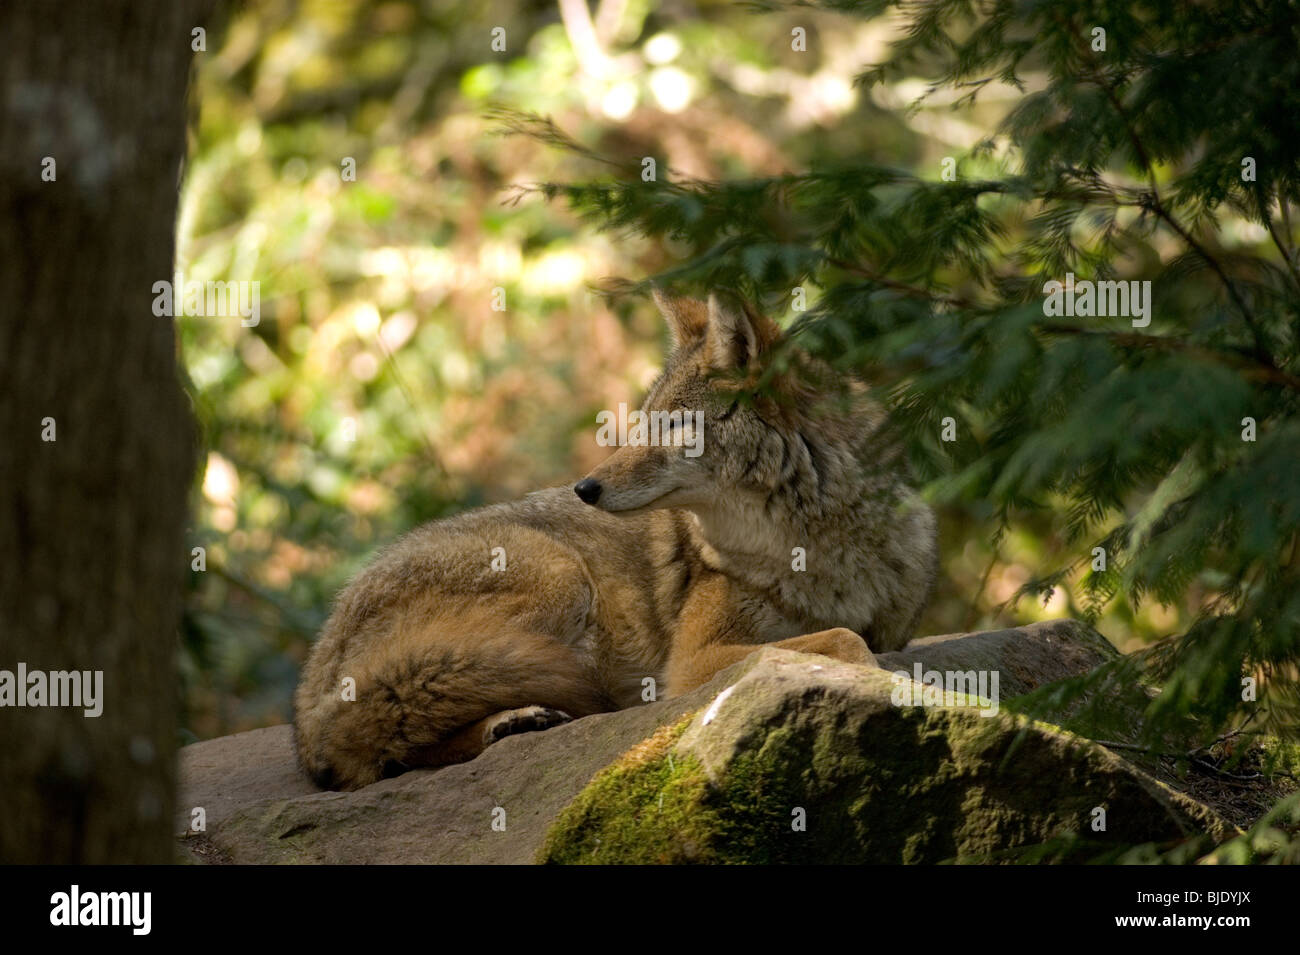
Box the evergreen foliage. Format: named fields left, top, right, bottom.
left=520, top=0, right=1300, bottom=754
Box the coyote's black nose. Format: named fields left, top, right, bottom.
left=574, top=478, right=602, bottom=505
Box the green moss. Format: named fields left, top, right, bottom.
left=538, top=715, right=719, bottom=864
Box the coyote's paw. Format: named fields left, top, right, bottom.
left=482, top=705, right=573, bottom=746
left=820, top=628, right=878, bottom=668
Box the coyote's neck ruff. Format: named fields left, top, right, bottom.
left=294, top=291, right=937, bottom=790
left=689, top=453, right=919, bottom=643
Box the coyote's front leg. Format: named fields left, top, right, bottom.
left=662, top=574, right=876, bottom=697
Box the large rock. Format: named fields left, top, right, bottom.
left=540, top=650, right=1230, bottom=864
left=876, top=618, right=1118, bottom=697
left=175, top=619, right=1228, bottom=864
left=177, top=677, right=717, bottom=864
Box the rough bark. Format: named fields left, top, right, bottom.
left=0, top=0, right=214, bottom=863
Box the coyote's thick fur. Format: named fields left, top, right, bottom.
left=294, top=291, right=938, bottom=789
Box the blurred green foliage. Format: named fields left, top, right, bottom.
left=179, top=0, right=1247, bottom=742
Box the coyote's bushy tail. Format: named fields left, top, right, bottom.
left=293, top=606, right=611, bottom=790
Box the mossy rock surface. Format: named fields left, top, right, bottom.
left=540, top=651, right=1233, bottom=864
left=176, top=619, right=1246, bottom=864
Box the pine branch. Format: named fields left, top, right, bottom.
left=822, top=254, right=975, bottom=309
left=1038, top=324, right=1300, bottom=392
left=1262, top=204, right=1300, bottom=292
left=1083, top=64, right=1275, bottom=365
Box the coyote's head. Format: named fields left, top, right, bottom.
left=575, top=290, right=880, bottom=517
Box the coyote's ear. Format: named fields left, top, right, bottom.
left=652, top=288, right=708, bottom=348
left=705, top=292, right=779, bottom=371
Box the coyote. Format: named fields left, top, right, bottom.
left=294, top=291, right=937, bottom=790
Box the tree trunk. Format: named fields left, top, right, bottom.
left=0, top=0, right=214, bottom=863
